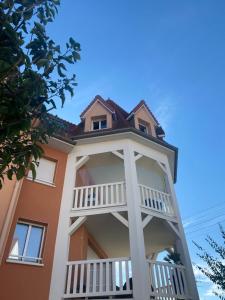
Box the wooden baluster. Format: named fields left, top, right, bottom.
left=168, top=265, right=176, bottom=296
left=106, top=261, right=110, bottom=292
left=93, top=263, right=97, bottom=293
left=121, top=183, right=125, bottom=204
left=125, top=260, right=130, bottom=291
left=160, top=264, right=166, bottom=296
left=73, top=264, right=79, bottom=294
left=79, top=263, right=84, bottom=294
left=119, top=260, right=123, bottom=291
left=66, top=265, right=72, bottom=295
left=90, top=187, right=94, bottom=207
left=155, top=263, right=161, bottom=294
left=112, top=261, right=116, bottom=292
left=84, top=187, right=89, bottom=208
left=86, top=263, right=91, bottom=294
left=79, top=188, right=84, bottom=209
left=95, top=186, right=98, bottom=206
left=110, top=184, right=114, bottom=205
left=99, top=262, right=103, bottom=293
left=74, top=189, right=79, bottom=209
left=100, top=185, right=104, bottom=206
left=116, top=183, right=119, bottom=204
left=106, top=184, right=109, bottom=206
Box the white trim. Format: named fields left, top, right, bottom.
left=6, top=259, right=44, bottom=267
left=49, top=151, right=77, bottom=300
left=142, top=215, right=153, bottom=229
left=9, top=221, right=45, bottom=264
left=92, top=118, right=108, bottom=131
left=112, top=150, right=124, bottom=160
left=111, top=212, right=129, bottom=228
left=26, top=177, right=56, bottom=187
left=68, top=216, right=87, bottom=235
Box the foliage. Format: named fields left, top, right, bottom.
left=194, top=225, right=225, bottom=299
left=0, top=0, right=80, bottom=188
left=164, top=251, right=182, bottom=265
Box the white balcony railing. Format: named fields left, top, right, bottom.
left=64, top=257, right=132, bottom=298
left=64, top=258, right=188, bottom=299
left=139, top=184, right=174, bottom=216
left=148, top=260, right=187, bottom=299
left=73, top=182, right=126, bottom=210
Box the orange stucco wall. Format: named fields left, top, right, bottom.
left=0, top=145, right=68, bottom=300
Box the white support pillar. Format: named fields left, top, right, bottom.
left=123, top=142, right=150, bottom=300
left=164, top=159, right=199, bottom=300
left=49, top=150, right=77, bottom=300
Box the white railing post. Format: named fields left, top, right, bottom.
left=123, top=142, right=150, bottom=300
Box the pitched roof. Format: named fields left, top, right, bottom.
left=80, top=95, right=115, bottom=118
left=127, top=100, right=159, bottom=125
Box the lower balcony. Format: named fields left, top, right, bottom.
left=72, top=182, right=174, bottom=217
left=64, top=257, right=187, bottom=299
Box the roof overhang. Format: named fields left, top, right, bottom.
left=71, top=128, right=178, bottom=183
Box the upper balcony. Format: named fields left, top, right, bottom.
left=72, top=152, right=175, bottom=219
left=72, top=181, right=174, bottom=218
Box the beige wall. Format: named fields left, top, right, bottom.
left=136, top=156, right=166, bottom=192
left=134, top=106, right=157, bottom=137
left=83, top=100, right=112, bottom=132
left=79, top=152, right=125, bottom=186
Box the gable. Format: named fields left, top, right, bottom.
left=134, top=105, right=157, bottom=136
left=83, top=100, right=113, bottom=132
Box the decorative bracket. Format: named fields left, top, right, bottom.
left=111, top=212, right=128, bottom=228
left=112, top=151, right=124, bottom=160
left=68, top=216, right=87, bottom=236
left=142, top=215, right=154, bottom=229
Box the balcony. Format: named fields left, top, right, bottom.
left=73, top=182, right=126, bottom=210
left=139, top=184, right=174, bottom=216
left=64, top=258, right=187, bottom=299
left=72, top=182, right=174, bottom=217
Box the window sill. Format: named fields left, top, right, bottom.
left=26, top=177, right=56, bottom=188
left=6, top=259, right=44, bottom=267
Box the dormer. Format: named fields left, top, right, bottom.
left=80, top=96, right=115, bottom=132
left=127, top=100, right=160, bottom=138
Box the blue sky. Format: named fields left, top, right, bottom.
left=48, top=1, right=225, bottom=298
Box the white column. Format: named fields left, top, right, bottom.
left=123, top=142, right=150, bottom=300
left=165, top=159, right=199, bottom=300
left=49, top=150, right=77, bottom=300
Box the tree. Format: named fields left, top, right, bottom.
left=194, top=225, right=225, bottom=299
left=0, top=0, right=80, bottom=188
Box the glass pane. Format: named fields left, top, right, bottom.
left=93, top=121, right=99, bottom=130
left=139, top=124, right=147, bottom=133
left=9, top=223, right=29, bottom=260
left=101, top=119, right=107, bottom=129
left=26, top=226, right=43, bottom=262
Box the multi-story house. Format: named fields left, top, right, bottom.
left=0, top=95, right=199, bottom=300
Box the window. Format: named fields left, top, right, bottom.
left=27, top=157, right=56, bottom=185
left=92, top=118, right=107, bottom=130
left=9, top=222, right=45, bottom=264
left=139, top=123, right=148, bottom=134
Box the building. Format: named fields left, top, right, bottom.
left=0, top=95, right=199, bottom=300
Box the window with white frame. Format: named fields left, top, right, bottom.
left=27, top=157, right=56, bottom=184
left=92, top=118, right=107, bottom=130
left=8, top=222, right=45, bottom=264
